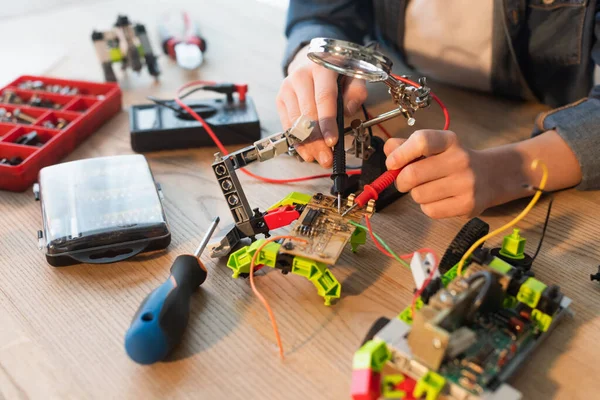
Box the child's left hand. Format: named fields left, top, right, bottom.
left=384, top=130, right=494, bottom=219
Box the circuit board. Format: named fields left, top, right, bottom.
left=278, top=193, right=373, bottom=265
left=438, top=310, right=536, bottom=396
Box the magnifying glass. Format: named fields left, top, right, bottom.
left=307, top=38, right=393, bottom=82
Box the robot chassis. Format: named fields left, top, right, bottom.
left=207, top=38, right=433, bottom=306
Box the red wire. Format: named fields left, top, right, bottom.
left=364, top=214, right=440, bottom=319
left=174, top=81, right=360, bottom=184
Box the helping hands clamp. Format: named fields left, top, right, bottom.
left=208, top=116, right=315, bottom=258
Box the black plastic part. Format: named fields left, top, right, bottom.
left=115, top=15, right=130, bottom=27
left=155, top=254, right=207, bottom=355
left=331, top=76, right=348, bottom=197
left=127, top=46, right=143, bottom=72
left=340, top=136, right=404, bottom=211
left=91, top=30, right=104, bottom=41
left=361, top=317, right=391, bottom=346
left=45, top=234, right=171, bottom=267
left=490, top=248, right=533, bottom=272
left=438, top=218, right=490, bottom=274
left=129, top=97, right=261, bottom=152
left=592, top=266, right=600, bottom=282
left=536, top=285, right=564, bottom=315
left=506, top=268, right=529, bottom=297
left=420, top=276, right=443, bottom=304
left=102, top=62, right=117, bottom=82
left=145, top=54, right=160, bottom=77
left=275, top=253, right=295, bottom=275
left=134, top=23, right=147, bottom=34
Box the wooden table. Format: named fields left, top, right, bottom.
left=1, top=1, right=599, bottom=399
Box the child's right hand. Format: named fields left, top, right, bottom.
left=276, top=44, right=368, bottom=168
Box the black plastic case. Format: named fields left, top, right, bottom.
left=129, top=96, right=261, bottom=152
left=34, top=154, right=171, bottom=266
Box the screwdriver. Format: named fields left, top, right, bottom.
left=341, top=158, right=422, bottom=217
left=124, top=217, right=220, bottom=364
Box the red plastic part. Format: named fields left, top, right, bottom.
left=263, top=205, right=301, bottom=231
left=0, top=75, right=121, bottom=191
left=351, top=369, right=381, bottom=400
left=396, top=376, right=417, bottom=399
left=235, top=84, right=248, bottom=102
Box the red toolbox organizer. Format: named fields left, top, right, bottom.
left=0, top=75, right=122, bottom=191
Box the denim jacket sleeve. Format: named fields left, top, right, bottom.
left=283, top=0, right=373, bottom=76
left=532, top=6, right=600, bottom=190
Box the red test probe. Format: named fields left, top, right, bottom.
left=341, top=160, right=420, bottom=216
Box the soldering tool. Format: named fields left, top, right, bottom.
left=124, top=217, right=220, bottom=364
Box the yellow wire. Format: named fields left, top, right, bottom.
left=456, top=159, right=549, bottom=276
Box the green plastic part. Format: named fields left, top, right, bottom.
left=531, top=309, right=553, bottom=332
left=352, top=340, right=391, bottom=372
left=109, top=48, right=123, bottom=62
left=268, top=192, right=312, bottom=211
left=499, top=228, right=526, bottom=260
left=382, top=375, right=407, bottom=398
left=291, top=256, right=341, bottom=305
left=503, top=295, right=518, bottom=309
left=517, top=277, right=547, bottom=308
left=414, top=371, right=446, bottom=400
left=350, top=227, right=367, bottom=253
left=398, top=298, right=423, bottom=324
left=227, top=239, right=281, bottom=278
left=488, top=256, right=513, bottom=274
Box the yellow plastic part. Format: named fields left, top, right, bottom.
left=414, top=371, right=446, bottom=400
left=352, top=340, right=391, bottom=372
left=531, top=309, right=553, bottom=332
left=109, top=47, right=123, bottom=62
left=268, top=192, right=312, bottom=211
left=382, top=375, right=407, bottom=399
left=517, top=277, right=547, bottom=309
left=499, top=228, right=526, bottom=260
left=291, top=256, right=341, bottom=305
left=227, top=239, right=281, bottom=278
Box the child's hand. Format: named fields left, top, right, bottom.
left=276, top=45, right=368, bottom=168
left=384, top=130, right=493, bottom=219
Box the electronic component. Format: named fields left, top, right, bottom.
left=34, top=154, right=171, bottom=266
left=351, top=219, right=572, bottom=400
left=129, top=86, right=260, bottom=152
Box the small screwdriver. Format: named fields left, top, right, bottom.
left=124, top=217, right=220, bottom=364
left=342, top=158, right=422, bottom=217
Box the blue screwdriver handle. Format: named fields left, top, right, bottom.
left=124, top=254, right=207, bottom=364
left=124, top=217, right=219, bottom=364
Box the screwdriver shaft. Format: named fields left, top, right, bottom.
left=194, top=216, right=220, bottom=257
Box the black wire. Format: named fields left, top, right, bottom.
left=532, top=196, right=554, bottom=262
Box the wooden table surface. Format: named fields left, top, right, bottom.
left=1, top=1, right=600, bottom=399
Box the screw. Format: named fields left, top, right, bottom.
left=433, top=338, right=442, bottom=349
left=13, top=109, right=36, bottom=124
left=56, top=118, right=68, bottom=129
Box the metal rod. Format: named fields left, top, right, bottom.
left=361, top=107, right=404, bottom=129
left=194, top=217, right=221, bottom=258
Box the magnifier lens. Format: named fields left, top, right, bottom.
left=307, top=38, right=392, bottom=82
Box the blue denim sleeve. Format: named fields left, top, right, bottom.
left=283, top=0, right=373, bottom=75
left=532, top=7, right=600, bottom=190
